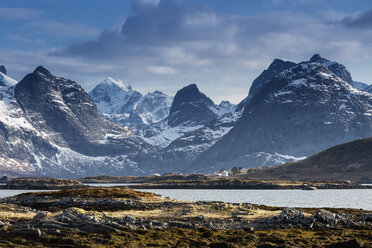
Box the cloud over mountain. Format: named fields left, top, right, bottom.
left=2, top=0, right=372, bottom=103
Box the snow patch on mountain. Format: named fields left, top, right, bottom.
left=241, top=152, right=306, bottom=166
left=89, top=77, right=173, bottom=127
left=136, top=121, right=204, bottom=148
left=164, top=108, right=243, bottom=160
left=0, top=73, right=34, bottom=130
left=0, top=72, right=17, bottom=87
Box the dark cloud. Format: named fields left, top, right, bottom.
left=53, top=0, right=226, bottom=60
left=341, top=10, right=372, bottom=29
left=30, top=0, right=372, bottom=102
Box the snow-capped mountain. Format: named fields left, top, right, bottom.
left=0, top=66, right=152, bottom=177
left=1, top=53, right=372, bottom=177
left=163, top=109, right=242, bottom=162
left=192, top=55, right=372, bottom=173
left=309, top=54, right=353, bottom=84
left=135, top=84, right=236, bottom=148
left=309, top=55, right=372, bottom=94
left=89, top=77, right=173, bottom=127
left=248, top=59, right=297, bottom=98
left=236, top=59, right=297, bottom=112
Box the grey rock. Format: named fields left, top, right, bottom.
left=11, top=223, right=42, bottom=237
left=32, top=211, right=47, bottom=222
left=124, top=215, right=136, bottom=223
left=361, top=213, right=372, bottom=222
left=0, top=66, right=5, bottom=75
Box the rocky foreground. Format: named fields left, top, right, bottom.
left=0, top=187, right=371, bottom=247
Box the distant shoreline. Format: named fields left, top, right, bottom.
left=1, top=176, right=371, bottom=190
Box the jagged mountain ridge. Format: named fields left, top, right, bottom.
left=89, top=77, right=173, bottom=127
left=1, top=53, right=372, bottom=177
left=309, top=54, right=353, bottom=84
left=192, top=57, right=372, bottom=173
left=87, top=54, right=370, bottom=172
left=134, top=84, right=236, bottom=148
left=0, top=66, right=152, bottom=177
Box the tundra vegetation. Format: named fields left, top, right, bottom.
left=0, top=187, right=370, bottom=247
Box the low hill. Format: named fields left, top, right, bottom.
left=245, top=137, right=372, bottom=182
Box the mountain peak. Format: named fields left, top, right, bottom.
left=268, top=59, right=286, bottom=69
left=308, top=54, right=352, bottom=84
left=309, top=54, right=322, bottom=62
left=0, top=66, right=6, bottom=75
left=248, top=59, right=296, bottom=97
left=101, top=77, right=132, bottom=91
left=34, top=66, right=51, bottom=75
left=168, top=84, right=216, bottom=127
left=181, top=83, right=199, bottom=92
left=170, top=84, right=213, bottom=113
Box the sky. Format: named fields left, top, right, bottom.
left=1, top=0, right=372, bottom=103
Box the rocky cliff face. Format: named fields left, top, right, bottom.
left=168, top=84, right=217, bottom=127
left=14, top=67, right=142, bottom=156
left=0, top=66, right=6, bottom=75
left=248, top=59, right=297, bottom=98
left=0, top=67, right=151, bottom=177
left=89, top=77, right=173, bottom=127
left=309, top=54, right=353, bottom=84
left=134, top=84, right=235, bottom=149
left=193, top=58, right=372, bottom=173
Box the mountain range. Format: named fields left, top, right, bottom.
left=0, top=53, right=371, bottom=178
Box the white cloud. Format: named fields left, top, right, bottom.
left=146, top=66, right=177, bottom=75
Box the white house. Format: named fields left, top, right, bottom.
left=213, top=170, right=229, bottom=177
left=220, top=170, right=229, bottom=177
left=212, top=171, right=221, bottom=177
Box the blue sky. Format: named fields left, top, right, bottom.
left=1, top=0, right=372, bottom=103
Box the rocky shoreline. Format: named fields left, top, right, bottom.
left=129, top=179, right=372, bottom=190
left=0, top=187, right=370, bottom=247
left=1, top=176, right=371, bottom=190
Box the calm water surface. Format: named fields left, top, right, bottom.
left=0, top=187, right=371, bottom=210
left=0, top=190, right=53, bottom=198
left=138, top=189, right=372, bottom=210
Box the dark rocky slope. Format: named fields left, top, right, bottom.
left=246, top=136, right=372, bottom=182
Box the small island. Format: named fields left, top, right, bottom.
left=0, top=177, right=87, bottom=190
